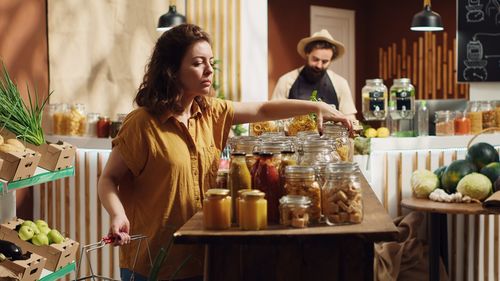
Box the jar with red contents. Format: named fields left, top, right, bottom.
left=454, top=111, right=471, bottom=135
left=97, top=116, right=111, bottom=138
left=252, top=152, right=282, bottom=223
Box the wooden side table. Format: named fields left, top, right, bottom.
left=401, top=197, right=494, bottom=281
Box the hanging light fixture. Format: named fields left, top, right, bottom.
left=157, top=4, right=186, bottom=32
left=410, top=0, right=443, bottom=31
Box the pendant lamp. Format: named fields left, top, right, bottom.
left=157, top=5, right=186, bottom=32
left=410, top=0, right=443, bottom=31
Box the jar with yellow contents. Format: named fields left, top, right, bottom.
left=203, top=189, right=232, bottom=230
left=62, top=103, right=87, bottom=136
left=236, top=188, right=252, bottom=225
left=322, top=123, right=353, bottom=162
left=239, top=190, right=267, bottom=230
left=283, top=166, right=321, bottom=223
left=228, top=152, right=252, bottom=223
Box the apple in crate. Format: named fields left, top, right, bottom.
left=21, top=220, right=40, bottom=235
left=18, top=225, right=35, bottom=241
left=47, top=229, right=65, bottom=244
left=32, top=233, right=49, bottom=246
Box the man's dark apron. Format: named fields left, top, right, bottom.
left=288, top=70, right=339, bottom=109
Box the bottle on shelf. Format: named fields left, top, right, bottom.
left=417, top=100, right=429, bottom=136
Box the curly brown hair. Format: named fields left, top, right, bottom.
left=135, top=24, right=211, bottom=116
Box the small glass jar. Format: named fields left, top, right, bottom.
left=279, top=195, right=312, bottom=228
left=434, top=111, right=455, bottom=136
left=389, top=78, right=415, bottom=120
left=109, top=121, right=122, bottom=138
left=299, top=139, right=340, bottom=165
left=53, top=103, right=69, bottom=135
left=362, top=78, right=388, bottom=121
left=86, top=113, right=100, bottom=137
left=286, top=115, right=317, bottom=136
left=236, top=188, right=252, bottom=225
left=216, top=169, right=228, bottom=189
left=239, top=190, right=267, bottom=230
left=496, top=101, right=500, bottom=127
left=322, top=123, right=353, bottom=162
left=322, top=162, right=363, bottom=225
left=279, top=150, right=298, bottom=184
left=63, top=103, right=87, bottom=136
left=454, top=111, right=471, bottom=135
left=252, top=152, right=282, bottom=223
left=466, top=101, right=483, bottom=134
left=283, top=166, right=321, bottom=223
left=97, top=116, right=111, bottom=138
left=250, top=120, right=280, bottom=136
left=228, top=152, right=252, bottom=223
left=203, top=189, right=232, bottom=230
left=481, top=101, right=496, bottom=130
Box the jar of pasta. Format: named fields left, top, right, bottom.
left=63, top=103, right=87, bottom=136
left=322, top=162, right=363, bottom=225
left=228, top=152, right=252, bottom=223
left=53, top=103, right=69, bottom=135
left=322, top=123, right=353, bottom=162
left=203, top=189, right=232, bottom=230
left=299, top=139, right=340, bottom=165
left=252, top=152, right=282, bottom=223
left=454, top=111, right=471, bottom=135
left=250, top=120, right=281, bottom=136
left=496, top=100, right=500, bottom=127
left=284, top=166, right=321, bottom=223
left=434, top=111, right=455, bottom=136
left=481, top=101, right=496, bottom=130
left=239, top=190, right=267, bottom=230
left=466, top=101, right=483, bottom=134
left=286, top=115, right=317, bottom=136
left=279, top=195, right=312, bottom=228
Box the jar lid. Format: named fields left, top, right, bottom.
left=284, top=165, right=316, bottom=176
left=325, top=162, right=359, bottom=174
left=231, top=151, right=246, bottom=156
left=366, top=78, right=383, bottom=84
left=301, top=139, right=335, bottom=150
left=205, top=188, right=230, bottom=197
left=237, top=189, right=253, bottom=197
left=279, top=195, right=311, bottom=206
left=241, top=190, right=265, bottom=199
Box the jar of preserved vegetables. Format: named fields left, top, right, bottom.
left=454, top=111, right=471, bottom=135
left=279, top=195, right=312, bottom=228
left=362, top=78, right=388, bottom=121
left=239, top=190, right=267, bottom=230
left=481, top=101, right=496, bottom=130
left=389, top=78, right=415, bottom=120
left=434, top=111, right=454, bottom=136
left=231, top=136, right=261, bottom=171
left=203, top=189, right=232, bottom=230
left=322, top=123, right=353, bottom=162
left=299, top=139, right=339, bottom=165
left=252, top=152, right=282, bottom=223
left=466, top=101, right=482, bottom=134
left=228, top=152, right=252, bottom=223
left=97, top=116, right=111, bottom=138
left=322, top=162, right=363, bottom=225
left=284, top=166, right=321, bottom=223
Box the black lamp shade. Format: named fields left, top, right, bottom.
left=157, top=5, right=186, bottom=32
left=410, top=5, right=443, bottom=31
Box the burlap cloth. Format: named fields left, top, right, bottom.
left=374, top=211, right=449, bottom=281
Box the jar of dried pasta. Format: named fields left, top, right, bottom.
left=480, top=101, right=496, bottom=130
left=62, top=103, right=87, bottom=136
left=279, top=195, right=312, bottom=228
left=322, top=123, right=353, bottom=162
left=250, top=120, right=280, bottom=136
left=322, top=162, right=363, bottom=225
left=286, top=115, right=317, bottom=136
left=283, top=165, right=321, bottom=223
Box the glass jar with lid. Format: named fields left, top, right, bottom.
left=434, top=111, right=455, bottom=136
left=53, top=103, right=69, bottom=135
left=252, top=152, right=282, bottom=223
left=362, top=78, right=388, bottom=121
left=44, top=104, right=57, bottom=135
left=279, top=195, right=312, bottom=228
left=466, top=101, right=483, bottom=134
left=496, top=100, right=500, bottom=127
left=322, top=123, right=353, bottom=162
left=236, top=188, right=252, bottom=225
left=203, top=189, right=232, bottom=230
left=228, top=152, right=252, bottom=223
left=322, top=162, right=363, bottom=225
left=480, top=101, right=496, bottom=130
left=298, top=139, right=340, bottom=165
left=63, top=103, right=87, bottom=136
left=283, top=166, right=321, bottom=223
left=454, top=111, right=471, bottom=135
left=231, top=136, right=261, bottom=171
left=86, top=113, right=100, bottom=137
left=389, top=78, right=415, bottom=120
left=239, top=190, right=267, bottom=230
left=97, top=116, right=111, bottom=138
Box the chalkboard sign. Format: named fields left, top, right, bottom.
left=457, top=0, right=500, bottom=82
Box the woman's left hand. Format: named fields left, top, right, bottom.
left=315, top=102, right=353, bottom=135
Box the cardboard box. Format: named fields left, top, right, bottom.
left=25, top=141, right=76, bottom=171
left=0, top=252, right=46, bottom=281
left=0, top=149, right=41, bottom=182
left=0, top=219, right=79, bottom=272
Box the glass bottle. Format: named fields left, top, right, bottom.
left=283, top=166, right=321, bottom=223
left=417, top=100, right=429, bottom=136
left=228, top=152, right=252, bottom=223
left=44, top=104, right=57, bottom=135
left=466, top=101, right=483, bottom=134
left=231, top=136, right=261, bottom=171
left=97, top=116, right=111, bottom=138
left=389, top=78, right=415, bottom=120
left=434, top=111, right=455, bottom=136
left=203, top=189, right=231, bottom=230
left=109, top=121, right=122, bottom=138
left=322, top=123, right=353, bottom=162
left=361, top=78, right=388, bottom=121
left=322, top=162, right=363, bottom=225
left=86, top=113, right=100, bottom=137
left=239, top=190, right=267, bottom=230
left=454, top=111, right=471, bottom=135
left=279, top=195, right=312, bottom=228
left=481, top=101, right=496, bottom=130
left=298, top=139, right=339, bottom=165
left=252, top=152, right=282, bottom=223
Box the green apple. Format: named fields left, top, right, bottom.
left=18, top=225, right=35, bottom=241
left=38, top=225, right=51, bottom=235
left=47, top=229, right=64, bottom=244
left=21, top=220, right=40, bottom=235
left=35, top=219, right=49, bottom=230
left=32, top=233, right=49, bottom=246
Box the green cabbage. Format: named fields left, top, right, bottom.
left=411, top=169, right=440, bottom=198
left=456, top=173, right=492, bottom=201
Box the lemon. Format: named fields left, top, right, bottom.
left=376, top=127, right=390, bottom=138
left=364, top=128, right=377, bottom=138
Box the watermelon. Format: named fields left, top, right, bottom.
left=480, top=162, right=500, bottom=184
left=441, top=160, right=477, bottom=194
left=433, top=166, right=447, bottom=188
left=466, top=142, right=499, bottom=170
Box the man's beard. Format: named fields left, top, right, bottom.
left=302, top=65, right=326, bottom=83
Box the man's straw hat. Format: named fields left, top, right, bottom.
left=297, top=29, right=345, bottom=61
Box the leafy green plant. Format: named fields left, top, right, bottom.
left=0, top=63, right=51, bottom=145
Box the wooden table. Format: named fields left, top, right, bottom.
left=401, top=197, right=498, bottom=281
left=174, top=176, right=398, bottom=281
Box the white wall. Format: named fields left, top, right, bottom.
left=240, top=0, right=268, bottom=101
left=469, top=83, right=500, bottom=101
